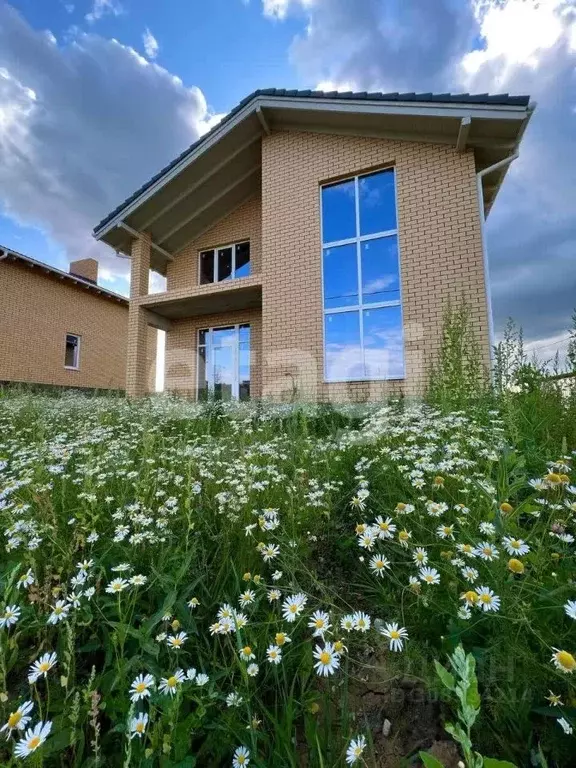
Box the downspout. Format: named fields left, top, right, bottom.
left=476, top=152, right=519, bottom=359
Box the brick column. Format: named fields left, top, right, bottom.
left=126, top=235, right=151, bottom=397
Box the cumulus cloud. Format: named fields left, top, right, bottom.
left=263, top=0, right=576, bottom=358
left=142, top=28, right=159, bottom=60
left=0, top=3, right=217, bottom=291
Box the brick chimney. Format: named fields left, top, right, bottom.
left=69, top=258, right=98, bottom=284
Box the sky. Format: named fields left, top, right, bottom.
left=1, top=0, right=575, bottom=364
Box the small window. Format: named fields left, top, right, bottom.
left=199, top=241, right=250, bottom=284
left=65, top=334, right=81, bottom=370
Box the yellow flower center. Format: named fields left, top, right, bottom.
left=559, top=474, right=570, bottom=483
left=376, top=560, right=384, bottom=568
left=508, top=558, right=524, bottom=574
left=500, top=502, right=513, bottom=514
left=135, top=682, right=147, bottom=693
left=390, top=630, right=400, bottom=639
left=462, top=545, right=472, bottom=552
left=416, top=553, right=424, bottom=562
left=243, top=646, right=252, bottom=656
left=172, top=638, right=183, bottom=646
left=546, top=473, right=561, bottom=484
left=136, top=722, right=145, bottom=733
left=424, top=575, right=433, bottom=583
left=379, top=522, right=389, bottom=531
left=557, top=651, right=576, bottom=671
left=463, top=591, right=477, bottom=603
left=171, top=620, right=180, bottom=630
left=276, top=633, right=286, bottom=645
left=289, top=604, right=297, bottom=613
left=238, top=757, right=246, bottom=765
left=482, top=547, right=492, bottom=556
left=480, top=594, right=491, bottom=604
left=39, top=662, right=50, bottom=673
left=355, top=524, right=366, bottom=534
left=167, top=676, right=177, bottom=687
left=315, top=619, right=325, bottom=628
left=334, top=641, right=344, bottom=653
left=434, top=476, right=444, bottom=485
left=28, top=736, right=41, bottom=750
left=8, top=712, right=21, bottom=728
left=354, top=747, right=363, bottom=756
left=399, top=531, right=409, bottom=540
left=396, top=503, right=406, bottom=511
left=358, top=619, right=366, bottom=628
left=320, top=651, right=331, bottom=665
left=269, top=651, right=277, bottom=659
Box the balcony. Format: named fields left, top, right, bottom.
left=136, top=274, right=262, bottom=320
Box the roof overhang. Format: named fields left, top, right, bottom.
left=94, top=93, right=534, bottom=275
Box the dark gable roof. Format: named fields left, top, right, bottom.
left=1, top=246, right=128, bottom=305
left=94, top=88, right=531, bottom=234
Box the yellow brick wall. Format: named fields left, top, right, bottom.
left=166, top=196, right=262, bottom=291
left=165, top=308, right=262, bottom=397
left=260, top=130, right=488, bottom=401
left=0, top=258, right=156, bottom=391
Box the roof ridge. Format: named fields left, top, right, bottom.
left=94, top=87, right=531, bottom=234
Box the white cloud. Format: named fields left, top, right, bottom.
left=86, top=0, right=123, bottom=23
left=0, top=3, right=213, bottom=289
left=142, top=28, right=159, bottom=60
left=262, top=0, right=314, bottom=20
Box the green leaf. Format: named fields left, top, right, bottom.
left=434, top=660, right=456, bottom=691
left=419, top=751, right=446, bottom=768
left=444, top=721, right=471, bottom=751
left=483, top=758, right=518, bottom=768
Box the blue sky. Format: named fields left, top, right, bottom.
left=1, top=0, right=576, bottom=360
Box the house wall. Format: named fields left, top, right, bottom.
left=0, top=258, right=156, bottom=390
left=165, top=308, right=262, bottom=397
left=166, top=195, right=262, bottom=291
left=260, top=130, right=489, bottom=401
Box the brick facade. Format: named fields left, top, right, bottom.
left=261, top=131, right=488, bottom=401
left=156, top=130, right=487, bottom=401
left=0, top=256, right=156, bottom=391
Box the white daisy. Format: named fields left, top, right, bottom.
left=47, top=600, right=70, bottom=625
left=233, top=745, right=250, bottom=767
left=247, top=663, right=259, bottom=677
left=105, top=578, right=129, bottom=594
left=419, top=567, right=441, bottom=585
left=564, top=600, right=576, bottom=620
left=502, top=537, right=530, bottom=556
left=266, top=645, right=282, bottom=664
left=412, top=547, right=428, bottom=567
left=474, top=542, right=499, bottom=561
left=308, top=610, right=331, bottom=637
left=28, top=652, right=57, bottom=684
left=475, top=586, right=501, bottom=612
left=130, top=712, right=149, bottom=739
left=352, top=611, right=371, bottom=632
left=379, top=622, right=408, bottom=652
left=374, top=516, right=396, bottom=539
left=346, top=734, right=367, bottom=765
left=369, top=554, right=391, bottom=577
left=166, top=632, right=188, bottom=650
left=340, top=614, right=355, bottom=632
left=313, top=642, right=340, bottom=676
left=460, top=566, right=479, bottom=583
left=195, top=673, right=209, bottom=686
left=159, top=669, right=185, bottom=695
left=0, top=700, right=33, bottom=736
left=281, top=593, right=307, bottom=623
left=0, top=604, right=21, bottom=629
left=129, top=673, right=155, bottom=702
left=14, top=721, right=52, bottom=758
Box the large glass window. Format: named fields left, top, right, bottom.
left=199, top=241, right=250, bottom=285
left=321, top=168, right=404, bottom=381
left=197, top=324, right=251, bottom=401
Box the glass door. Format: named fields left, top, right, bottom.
left=197, top=324, right=251, bottom=401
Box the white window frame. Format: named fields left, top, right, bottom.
left=64, top=333, right=81, bottom=371
left=197, top=323, right=250, bottom=400
left=320, top=168, right=405, bottom=383
left=198, top=240, right=251, bottom=284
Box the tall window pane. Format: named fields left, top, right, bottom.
left=363, top=305, right=404, bottom=379
left=359, top=169, right=396, bottom=235
left=235, top=242, right=251, bottom=278
left=217, top=247, right=233, bottom=281
left=197, top=344, right=208, bottom=401
left=199, top=250, right=214, bottom=284
left=361, top=236, right=400, bottom=305
left=323, top=244, right=358, bottom=309
left=324, top=311, right=363, bottom=380
left=321, top=179, right=356, bottom=244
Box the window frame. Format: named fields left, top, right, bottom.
left=197, top=323, right=251, bottom=401
left=198, top=240, right=251, bottom=285
left=64, top=333, right=81, bottom=371
left=320, top=167, right=405, bottom=383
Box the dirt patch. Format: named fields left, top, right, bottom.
left=348, top=653, right=461, bottom=767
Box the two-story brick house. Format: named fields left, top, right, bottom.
left=93, top=89, right=533, bottom=401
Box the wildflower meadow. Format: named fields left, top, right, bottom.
left=0, top=382, right=575, bottom=766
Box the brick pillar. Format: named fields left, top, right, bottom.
left=126, top=235, right=151, bottom=397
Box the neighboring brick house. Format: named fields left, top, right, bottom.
left=93, top=89, right=534, bottom=401
left=0, top=247, right=156, bottom=391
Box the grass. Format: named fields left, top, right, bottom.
left=0, top=388, right=574, bottom=767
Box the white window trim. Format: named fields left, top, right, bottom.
left=197, top=323, right=250, bottom=400
left=198, top=240, right=250, bottom=285
left=64, top=333, right=81, bottom=371
left=320, top=168, right=405, bottom=383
